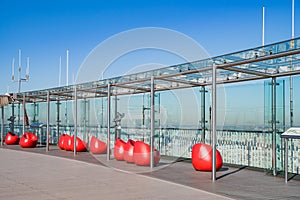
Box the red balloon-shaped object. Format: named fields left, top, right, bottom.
left=114, top=138, right=126, bottom=161
left=192, top=143, right=223, bottom=171
left=70, top=135, right=87, bottom=152
left=124, top=139, right=135, bottom=163
left=58, top=134, right=66, bottom=150
left=19, top=132, right=38, bottom=148
left=133, top=141, right=160, bottom=166
left=63, top=134, right=72, bottom=151
left=89, top=136, right=107, bottom=154
left=5, top=132, right=19, bottom=145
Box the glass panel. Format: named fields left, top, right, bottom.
left=264, top=79, right=285, bottom=171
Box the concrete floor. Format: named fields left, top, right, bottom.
left=1, top=145, right=300, bottom=200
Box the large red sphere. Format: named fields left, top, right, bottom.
left=123, top=139, right=135, bottom=163
left=70, top=135, right=87, bottom=152
left=192, top=143, right=223, bottom=171
left=19, top=132, right=38, bottom=148
left=89, top=136, right=107, bottom=154
left=5, top=132, right=19, bottom=145
left=133, top=141, right=160, bottom=166
left=63, top=134, right=72, bottom=151
left=58, top=134, right=66, bottom=150
left=114, top=138, right=126, bottom=161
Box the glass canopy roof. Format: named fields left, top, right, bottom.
left=14, top=37, right=300, bottom=102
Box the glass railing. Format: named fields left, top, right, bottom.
left=2, top=124, right=299, bottom=174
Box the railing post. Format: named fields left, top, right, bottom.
left=83, top=97, right=88, bottom=147
left=115, top=95, right=118, bottom=140
left=212, top=63, right=217, bottom=181
left=11, top=103, right=15, bottom=134
left=107, top=83, right=111, bottom=161
left=285, top=138, right=288, bottom=183
left=56, top=99, right=60, bottom=142
left=272, top=77, right=277, bottom=176
left=74, top=86, right=77, bottom=156
left=150, top=76, right=155, bottom=169
left=46, top=91, right=50, bottom=152
left=22, top=93, right=25, bottom=135
left=200, top=86, right=206, bottom=143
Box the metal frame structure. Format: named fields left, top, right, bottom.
left=1, top=37, right=300, bottom=180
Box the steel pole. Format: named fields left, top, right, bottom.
left=1, top=106, right=4, bottom=146
left=46, top=91, right=50, bottom=152
left=200, top=86, right=206, bottom=143
left=11, top=103, right=15, bottom=133
left=56, top=99, right=60, bottom=141
left=18, top=102, right=20, bottom=131
left=212, top=64, right=217, bottom=181
left=107, top=83, right=111, bottom=161
left=290, top=38, right=294, bottom=128
left=115, top=95, right=118, bottom=140
left=22, top=93, right=25, bottom=135
left=74, top=86, right=77, bottom=156
left=150, top=76, right=155, bottom=169
left=272, top=77, right=277, bottom=176
left=83, top=97, right=87, bottom=146
left=290, top=0, right=295, bottom=129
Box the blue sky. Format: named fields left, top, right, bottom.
left=0, top=0, right=298, bottom=94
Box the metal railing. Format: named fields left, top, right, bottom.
left=2, top=124, right=299, bottom=174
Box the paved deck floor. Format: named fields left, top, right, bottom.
left=1, top=145, right=300, bottom=200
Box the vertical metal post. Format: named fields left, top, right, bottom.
left=290, top=76, right=293, bottom=127
left=114, top=95, right=118, bottom=140
left=262, top=7, right=265, bottom=46
left=101, top=98, right=104, bottom=128
left=18, top=102, right=20, bottom=131
left=200, top=86, right=206, bottom=143
left=285, top=138, right=288, bottom=183
left=83, top=97, right=87, bottom=145
left=290, top=0, right=295, bottom=127
left=150, top=76, right=155, bottom=169
left=11, top=103, right=15, bottom=133
left=212, top=64, right=217, bottom=181
left=22, top=93, right=25, bottom=135
left=1, top=106, right=4, bottom=146
left=290, top=38, right=294, bottom=128
left=107, top=83, right=111, bottom=161
left=272, top=77, right=277, bottom=176
left=74, top=86, right=77, bottom=156
left=65, top=100, right=68, bottom=132
left=46, top=91, right=50, bottom=152
left=56, top=99, right=60, bottom=141
left=33, top=102, right=37, bottom=122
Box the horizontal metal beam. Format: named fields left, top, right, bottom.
left=115, top=84, right=151, bottom=93
left=222, top=66, right=270, bottom=78
left=217, top=48, right=300, bottom=69
left=159, top=77, right=204, bottom=87
left=8, top=46, right=300, bottom=103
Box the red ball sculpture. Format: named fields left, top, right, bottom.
left=114, top=138, right=126, bottom=161
left=123, top=139, right=135, bottom=163
left=70, top=135, right=87, bottom=152
left=5, top=132, right=19, bottom=145
left=58, top=134, right=66, bottom=150
left=19, top=132, right=38, bottom=148
left=89, top=136, right=107, bottom=154
left=133, top=141, right=160, bottom=166
left=63, top=134, right=72, bottom=151
left=192, top=143, right=223, bottom=171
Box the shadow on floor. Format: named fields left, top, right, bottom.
left=217, top=166, right=246, bottom=180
